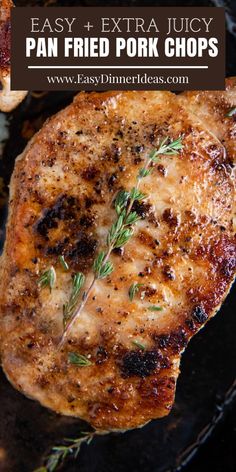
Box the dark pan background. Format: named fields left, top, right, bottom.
left=0, top=1, right=235, bottom=471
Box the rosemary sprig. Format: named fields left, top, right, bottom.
left=132, top=340, right=145, bottom=350
left=35, top=433, right=95, bottom=472
left=128, top=282, right=144, bottom=301
left=225, top=107, right=236, bottom=117
left=59, top=137, right=183, bottom=348
left=68, top=352, right=92, bottom=367
left=38, top=267, right=56, bottom=292
left=148, top=305, right=163, bottom=312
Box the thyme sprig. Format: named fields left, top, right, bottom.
left=63, top=273, right=85, bottom=327
left=35, top=433, right=95, bottom=472
left=58, top=136, right=182, bottom=348
left=38, top=267, right=56, bottom=292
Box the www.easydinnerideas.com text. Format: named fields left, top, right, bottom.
left=46, top=73, right=189, bottom=86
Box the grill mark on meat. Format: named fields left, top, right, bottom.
left=121, top=350, right=161, bottom=378
left=66, top=235, right=98, bottom=267
left=79, top=214, right=94, bottom=229
left=46, top=238, right=70, bottom=257
left=46, top=234, right=98, bottom=270
left=36, top=195, right=79, bottom=239
left=153, top=327, right=188, bottom=354
left=35, top=194, right=98, bottom=269
left=138, top=231, right=159, bottom=250
left=163, top=208, right=180, bottom=228
left=132, top=200, right=152, bottom=219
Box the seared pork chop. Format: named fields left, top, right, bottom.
left=0, top=0, right=27, bottom=112
left=179, top=77, right=236, bottom=164
left=0, top=87, right=235, bottom=431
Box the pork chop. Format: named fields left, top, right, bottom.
left=0, top=0, right=27, bottom=112
left=0, top=87, right=235, bottom=431
left=179, top=77, right=236, bottom=164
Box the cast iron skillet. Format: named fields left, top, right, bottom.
left=0, top=1, right=235, bottom=471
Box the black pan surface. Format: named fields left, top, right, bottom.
left=0, top=1, right=235, bottom=471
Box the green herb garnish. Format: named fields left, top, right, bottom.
left=35, top=433, right=95, bottom=472
left=225, top=107, right=236, bottom=117
left=58, top=255, right=69, bottom=271
left=138, top=167, right=152, bottom=178
left=68, top=352, right=92, bottom=367
left=128, top=282, right=144, bottom=301
left=93, top=251, right=113, bottom=279
left=63, top=273, right=85, bottom=327
left=147, top=305, right=163, bottom=312
left=59, top=137, right=183, bottom=348
left=132, top=340, right=145, bottom=350
left=38, top=266, right=56, bottom=292
left=155, top=136, right=183, bottom=155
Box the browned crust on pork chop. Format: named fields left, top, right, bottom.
left=179, top=77, right=236, bottom=164
left=0, top=88, right=235, bottom=431
left=0, top=0, right=27, bottom=112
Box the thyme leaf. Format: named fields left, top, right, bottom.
left=68, top=352, right=92, bottom=367
left=225, top=107, right=236, bottom=117
left=38, top=266, right=56, bottom=292
left=114, top=189, right=130, bottom=215
left=129, top=188, right=146, bottom=201
left=132, top=340, right=145, bottom=350
left=147, top=305, right=163, bottom=312
left=113, top=227, right=133, bottom=248
left=138, top=167, right=152, bottom=179
left=157, top=136, right=183, bottom=155
left=124, top=211, right=139, bottom=226
left=93, top=252, right=113, bottom=279
left=63, top=273, right=85, bottom=326
left=128, top=282, right=144, bottom=301
left=58, top=255, right=69, bottom=271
